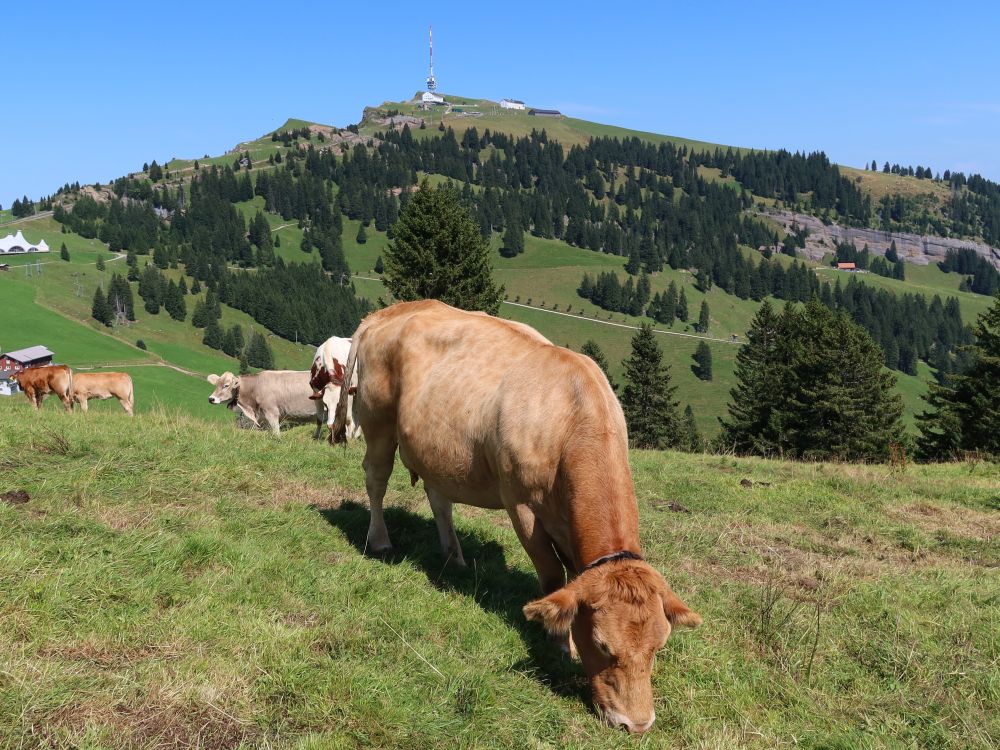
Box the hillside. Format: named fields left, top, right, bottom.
left=3, top=94, right=998, bottom=436
left=1, top=401, right=997, bottom=748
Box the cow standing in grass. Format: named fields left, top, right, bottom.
left=72, top=371, right=134, bottom=416
left=207, top=370, right=323, bottom=437
left=15, top=365, right=74, bottom=412
left=331, top=300, right=700, bottom=734
left=308, top=335, right=361, bottom=442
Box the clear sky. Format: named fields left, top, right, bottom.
left=3, top=1, right=998, bottom=208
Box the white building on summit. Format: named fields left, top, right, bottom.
left=0, top=230, right=50, bottom=254
left=500, top=99, right=525, bottom=110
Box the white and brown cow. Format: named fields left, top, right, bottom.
left=72, top=371, right=134, bottom=416
left=308, top=335, right=360, bottom=442
left=207, top=370, right=322, bottom=437
left=331, top=300, right=700, bottom=733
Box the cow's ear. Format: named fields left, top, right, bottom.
left=207, top=374, right=219, bottom=385
left=661, top=586, right=701, bottom=630
left=523, top=587, right=579, bottom=636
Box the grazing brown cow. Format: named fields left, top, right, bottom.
left=72, top=372, right=134, bottom=416
left=15, top=365, right=74, bottom=412
left=331, top=300, right=700, bottom=733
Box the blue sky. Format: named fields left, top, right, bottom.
left=2, top=1, right=998, bottom=208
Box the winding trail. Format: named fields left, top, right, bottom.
left=351, top=274, right=743, bottom=346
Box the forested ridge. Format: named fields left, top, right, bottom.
left=47, top=116, right=992, bottom=386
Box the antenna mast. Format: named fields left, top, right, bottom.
left=426, top=25, right=437, bottom=92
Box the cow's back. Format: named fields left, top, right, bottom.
left=249, top=370, right=316, bottom=419
left=73, top=371, right=131, bottom=399
left=354, top=301, right=628, bottom=507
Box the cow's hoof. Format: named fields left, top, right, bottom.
left=366, top=544, right=394, bottom=557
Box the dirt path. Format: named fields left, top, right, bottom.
left=352, top=274, right=742, bottom=346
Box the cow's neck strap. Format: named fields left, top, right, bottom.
left=583, top=550, right=643, bottom=571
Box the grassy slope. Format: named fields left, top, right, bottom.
left=1, top=404, right=996, bottom=749
left=3, top=216, right=315, bottom=376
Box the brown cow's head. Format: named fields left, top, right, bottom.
left=207, top=372, right=240, bottom=406
left=523, top=560, right=700, bottom=734
left=309, top=359, right=347, bottom=400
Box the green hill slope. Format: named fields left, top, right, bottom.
left=1, top=402, right=996, bottom=748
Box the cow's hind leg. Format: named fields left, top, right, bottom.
left=362, top=431, right=396, bottom=554
left=425, top=487, right=465, bottom=566
left=60, top=392, right=73, bottom=413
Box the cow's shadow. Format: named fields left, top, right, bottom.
left=314, top=500, right=588, bottom=702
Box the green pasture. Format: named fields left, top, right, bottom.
left=0, top=405, right=996, bottom=748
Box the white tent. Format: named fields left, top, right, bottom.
left=0, top=230, right=50, bottom=254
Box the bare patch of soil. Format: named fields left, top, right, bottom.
left=1, top=489, right=29, bottom=505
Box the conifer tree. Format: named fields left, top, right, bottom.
left=778, top=299, right=903, bottom=460
left=696, top=300, right=710, bottom=333
left=692, top=341, right=713, bottom=380
left=620, top=324, right=681, bottom=449
left=720, top=300, right=784, bottom=454
left=356, top=223, right=367, bottom=245
left=91, top=285, right=113, bottom=327
left=96, top=254, right=105, bottom=272
left=203, top=318, right=224, bottom=350
left=580, top=339, right=619, bottom=392
left=191, top=277, right=202, bottom=295
left=917, top=291, right=1000, bottom=458
left=676, top=288, right=689, bottom=322
left=384, top=179, right=503, bottom=314
left=246, top=330, right=274, bottom=369
left=60, top=243, right=69, bottom=261
left=374, top=255, right=384, bottom=274
left=682, top=404, right=702, bottom=452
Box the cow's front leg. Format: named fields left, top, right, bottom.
left=505, top=498, right=576, bottom=658
left=362, top=431, right=397, bottom=554
left=263, top=409, right=282, bottom=436
left=425, top=487, right=465, bottom=566
left=77, top=397, right=89, bottom=413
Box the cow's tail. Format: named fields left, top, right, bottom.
left=330, top=333, right=362, bottom=445
left=126, top=375, right=135, bottom=414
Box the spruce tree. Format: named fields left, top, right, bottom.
left=96, top=254, right=105, bottom=272
left=780, top=300, right=903, bottom=460
left=356, top=223, right=367, bottom=245
left=60, top=243, right=69, bottom=261
left=374, top=255, right=384, bottom=274
left=91, top=286, right=113, bottom=327
left=384, top=179, right=504, bottom=315
left=580, top=339, right=619, bottom=392
left=696, top=300, right=710, bottom=333
left=720, top=300, right=785, bottom=454
left=682, top=404, right=702, bottom=452
left=917, top=291, right=1000, bottom=458
left=620, top=324, right=681, bottom=449
left=676, top=288, right=689, bottom=322
left=246, top=330, right=274, bottom=369
left=203, top=319, right=224, bottom=350
left=692, top=341, right=713, bottom=381
left=191, top=277, right=202, bottom=294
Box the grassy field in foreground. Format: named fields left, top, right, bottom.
left=1, top=403, right=997, bottom=749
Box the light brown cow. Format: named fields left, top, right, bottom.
left=332, top=300, right=700, bottom=733
left=72, top=371, right=134, bottom=416
left=15, top=365, right=74, bottom=412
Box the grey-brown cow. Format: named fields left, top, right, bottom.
left=207, top=370, right=324, bottom=437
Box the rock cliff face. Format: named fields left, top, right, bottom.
left=765, top=210, right=1000, bottom=269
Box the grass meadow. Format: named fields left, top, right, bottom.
left=0, top=402, right=996, bottom=749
